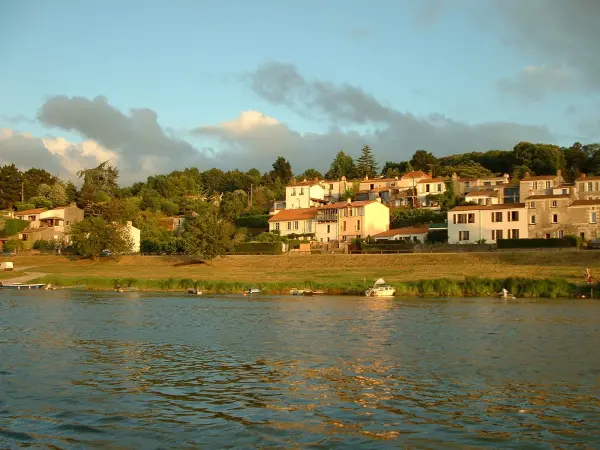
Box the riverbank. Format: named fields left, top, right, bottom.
left=1, top=251, right=598, bottom=298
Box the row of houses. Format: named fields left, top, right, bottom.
left=0, top=204, right=141, bottom=252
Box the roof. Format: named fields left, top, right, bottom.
left=40, top=216, right=64, bottom=220
left=288, top=179, right=321, bottom=187
left=374, top=225, right=429, bottom=238
left=570, top=200, right=600, bottom=207
left=320, top=200, right=380, bottom=209
left=401, top=171, right=431, bottom=179
left=577, top=175, right=600, bottom=181
left=417, top=178, right=446, bottom=184
left=16, top=208, right=47, bottom=216
left=450, top=203, right=525, bottom=212
left=465, top=190, right=498, bottom=197
left=521, top=175, right=559, bottom=181
left=525, top=194, right=571, bottom=200
left=268, top=207, right=318, bottom=222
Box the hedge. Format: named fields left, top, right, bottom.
left=232, top=242, right=282, bottom=254
left=496, top=237, right=578, bottom=249
left=236, top=214, right=269, bottom=229
left=0, top=219, right=30, bottom=238
left=140, top=237, right=186, bottom=254
left=361, top=242, right=415, bottom=253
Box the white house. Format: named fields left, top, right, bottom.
left=464, top=190, right=499, bottom=205
left=285, top=179, right=326, bottom=209
left=448, top=203, right=528, bottom=244
left=124, top=221, right=141, bottom=252
left=373, top=225, right=429, bottom=242
left=268, top=207, right=317, bottom=236
left=417, top=178, right=446, bottom=207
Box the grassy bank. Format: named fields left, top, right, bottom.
left=2, top=251, right=598, bottom=298
left=32, top=274, right=599, bottom=298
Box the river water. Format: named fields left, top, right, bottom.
left=1, top=291, right=599, bottom=449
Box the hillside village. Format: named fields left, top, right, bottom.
left=1, top=142, right=600, bottom=256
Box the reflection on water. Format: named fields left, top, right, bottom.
left=1, top=291, right=599, bottom=448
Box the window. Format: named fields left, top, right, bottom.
left=468, top=213, right=475, bottom=223
left=580, top=183, right=585, bottom=192
left=307, top=221, right=312, bottom=232
left=343, top=221, right=347, bottom=232
left=294, top=221, right=299, bottom=230
left=484, top=181, right=491, bottom=187
left=66, top=221, right=70, bottom=225
left=275, top=222, right=280, bottom=231
left=589, top=182, right=594, bottom=192
left=546, top=181, right=551, bottom=189
left=326, top=224, right=331, bottom=233
left=456, top=214, right=467, bottom=224
left=511, top=229, right=519, bottom=239
left=300, top=188, right=304, bottom=195
left=551, top=200, right=558, bottom=208
left=291, top=189, right=296, bottom=196
left=530, top=215, right=536, bottom=224
left=287, top=222, right=291, bottom=230
left=464, top=181, right=470, bottom=188
left=329, top=184, right=334, bottom=190
left=596, top=182, right=600, bottom=191
left=533, top=181, right=538, bottom=190
left=591, top=212, right=597, bottom=224
left=510, top=211, right=519, bottom=221
left=558, top=230, right=564, bottom=238
left=562, top=189, right=568, bottom=195
left=530, top=201, right=536, bottom=208
left=552, top=214, right=558, bottom=224
left=425, top=184, right=430, bottom=193
left=356, top=220, right=361, bottom=231
left=491, top=211, right=503, bottom=222
left=458, top=231, right=470, bottom=241
left=437, top=183, right=442, bottom=192
left=492, top=230, right=503, bottom=240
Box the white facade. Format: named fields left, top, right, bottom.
left=285, top=182, right=325, bottom=209
left=448, top=204, right=528, bottom=244
left=373, top=226, right=429, bottom=242
left=268, top=208, right=317, bottom=236
left=124, top=221, right=141, bottom=252
left=465, top=191, right=499, bottom=205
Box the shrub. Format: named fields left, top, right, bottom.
left=2, top=240, right=23, bottom=252
left=496, top=238, right=577, bottom=249
left=232, top=242, right=282, bottom=254
left=33, top=239, right=56, bottom=251
left=236, top=214, right=269, bottom=229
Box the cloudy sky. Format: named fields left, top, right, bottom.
left=1, top=0, right=599, bottom=184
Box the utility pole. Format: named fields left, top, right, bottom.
left=249, top=183, right=253, bottom=207
left=21, top=182, right=24, bottom=203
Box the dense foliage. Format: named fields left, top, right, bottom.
left=0, top=219, right=29, bottom=237
left=70, top=217, right=134, bottom=259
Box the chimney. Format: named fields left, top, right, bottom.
left=557, top=169, right=562, bottom=178
left=451, top=172, right=458, bottom=181
left=428, top=170, right=433, bottom=178
left=365, top=175, right=369, bottom=181
left=126, top=221, right=133, bottom=227
left=346, top=197, right=352, bottom=204
left=394, top=176, right=399, bottom=180
left=341, top=176, right=346, bottom=181
left=313, top=177, right=319, bottom=183
left=581, top=173, right=587, bottom=179
left=503, top=173, right=509, bottom=183
left=524, top=172, right=530, bottom=178
left=303, top=178, right=307, bottom=182
left=376, top=197, right=382, bottom=203
left=69, top=202, right=76, bottom=207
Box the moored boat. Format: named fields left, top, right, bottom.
left=365, top=278, right=395, bottom=297
left=303, top=289, right=325, bottom=296
left=290, top=288, right=304, bottom=295
left=187, top=288, right=202, bottom=295
left=245, top=288, right=261, bottom=295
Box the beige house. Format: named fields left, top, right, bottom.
left=124, top=221, right=141, bottom=252
left=526, top=194, right=572, bottom=239
left=313, top=199, right=390, bottom=242
left=322, top=177, right=351, bottom=202
left=18, top=204, right=84, bottom=245
left=373, top=225, right=429, bottom=242
left=15, top=208, right=47, bottom=227
left=576, top=175, right=600, bottom=200
left=285, top=179, right=326, bottom=209
left=448, top=203, right=527, bottom=244
left=519, top=171, right=564, bottom=203
left=452, top=173, right=510, bottom=196
left=465, top=190, right=499, bottom=205
left=568, top=200, right=600, bottom=240
left=417, top=178, right=446, bottom=207
left=268, top=207, right=317, bottom=236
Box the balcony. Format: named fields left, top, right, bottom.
left=316, top=211, right=338, bottom=222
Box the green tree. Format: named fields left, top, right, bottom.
left=390, top=208, right=446, bottom=228
left=356, top=145, right=378, bottom=178
left=23, top=168, right=57, bottom=201
left=70, top=217, right=133, bottom=260
left=438, top=162, right=494, bottom=179
left=270, top=157, right=293, bottom=184
left=221, top=190, right=248, bottom=220
left=326, top=150, right=357, bottom=179
left=77, top=161, right=119, bottom=207
left=0, top=164, right=24, bottom=209
left=513, top=142, right=565, bottom=175
left=65, top=181, right=78, bottom=203
left=183, top=212, right=236, bottom=261
left=410, top=150, right=438, bottom=173
left=36, top=182, right=68, bottom=207
left=300, top=168, right=323, bottom=180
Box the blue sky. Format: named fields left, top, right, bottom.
left=1, top=0, right=599, bottom=182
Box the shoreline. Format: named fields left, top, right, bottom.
left=27, top=275, right=599, bottom=299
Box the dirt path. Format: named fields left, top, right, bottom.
left=1, top=272, right=47, bottom=284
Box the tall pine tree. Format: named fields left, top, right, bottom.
left=356, top=145, right=378, bottom=178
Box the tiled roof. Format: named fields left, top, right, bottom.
left=16, top=208, right=47, bottom=216
left=401, top=171, right=431, bottom=179
left=268, top=207, right=318, bottom=222
left=417, top=178, right=446, bottom=184
left=465, top=190, right=498, bottom=197
left=576, top=175, right=600, bottom=181
left=521, top=175, right=559, bottom=181
left=374, top=225, right=429, bottom=238
left=320, top=200, right=379, bottom=209
left=570, top=200, right=600, bottom=206
left=525, top=194, right=571, bottom=200
left=450, top=203, right=525, bottom=212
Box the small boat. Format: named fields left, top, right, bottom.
left=303, top=289, right=325, bottom=296
left=0, top=282, right=46, bottom=290
left=187, top=288, right=202, bottom=295
left=365, top=278, right=396, bottom=297
left=245, top=288, right=261, bottom=295
left=290, top=288, right=304, bottom=295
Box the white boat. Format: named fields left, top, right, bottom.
left=0, top=282, right=46, bottom=290
left=187, top=288, right=202, bottom=295
left=290, top=288, right=304, bottom=295
left=365, top=278, right=395, bottom=297
left=245, top=288, right=261, bottom=295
